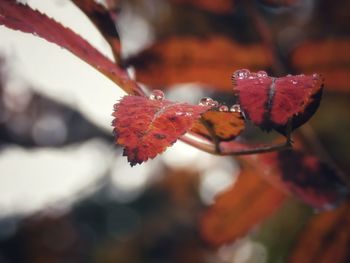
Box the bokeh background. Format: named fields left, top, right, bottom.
left=0, top=0, right=349, bottom=262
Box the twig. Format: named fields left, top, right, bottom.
left=180, top=132, right=292, bottom=156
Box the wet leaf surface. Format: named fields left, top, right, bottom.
left=112, top=95, right=210, bottom=166
left=233, top=70, right=323, bottom=133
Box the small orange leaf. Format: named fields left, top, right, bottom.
left=200, top=166, right=287, bottom=247
left=191, top=110, right=245, bottom=141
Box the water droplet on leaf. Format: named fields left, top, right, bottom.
left=230, top=104, right=241, bottom=112
left=219, top=105, right=229, bottom=112
left=149, top=90, right=165, bottom=100
left=199, top=97, right=219, bottom=107
left=234, top=69, right=250, bottom=79
left=257, top=71, right=268, bottom=77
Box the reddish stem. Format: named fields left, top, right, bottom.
left=181, top=133, right=292, bottom=156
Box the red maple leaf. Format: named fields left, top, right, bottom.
left=112, top=95, right=211, bottom=166
left=233, top=70, right=323, bottom=133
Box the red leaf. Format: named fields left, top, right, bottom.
left=0, top=1, right=140, bottom=95
left=191, top=110, right=245, bottom=141
left=112, top=95, right=210, bottom=166
left=289, top=200, right=350, bottom=263
left=233, top=70, right=323, bottom=133
left=200, top=166, right=287, bottom=247
left=127, top=36, right=270, bottom=92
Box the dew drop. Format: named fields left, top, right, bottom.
left=149, top=89, right=165, bottom=100
left=199, top=97, right=218, bottom=107
left=219, top=105, right=229, bottom=112
left=257, top=70, right=268, bottom=77
left=230, top=104, right=241, bottom=112
left=233, top=69, right=250, bottom=79
left=312, top=73, right=319, bottom=80
left=291, top=80, right=298, bottom=85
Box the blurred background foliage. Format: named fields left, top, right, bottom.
left=0, top=0, right=349, bottom=262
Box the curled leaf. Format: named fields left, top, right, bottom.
left=112, top=95, right=210, bottom=166
left=233, top=70, right=323, bottom=133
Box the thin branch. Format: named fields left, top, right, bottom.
left=180, top=132, right=292, bottom=156
left=220, top=140, right=292, bottom=156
